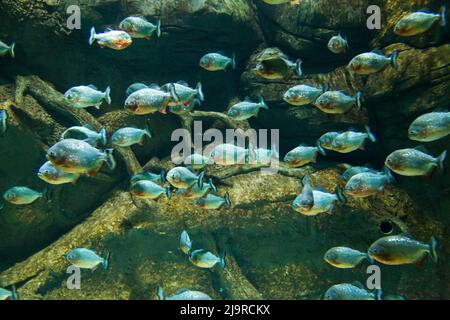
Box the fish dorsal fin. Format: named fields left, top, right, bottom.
left=414, top=145, right=429, bottom=153
left=371, top=49, right=383, bottom=55
left=433, top=107, right=448, bottom=113
left=87, top=85, right=98, bottom=90
left=176, top=80, right=189, bottom=87
left=217, top=50, right=226, bottom=56
left=400, top=232, right=415, bottom=239
left=148, top=83, right=161, bottom=90
left=351, top=281, right=365, bottom=289
left=82, top=124, right=94, bottom=130
left=417, top=8, right=431, bottom=13
left=316, top=186, right=326, bottom=192
left=105, top=28, right=114, bottom=32
left=244, top=96, right=252, bottom=102
left=363, top=163, right=374, bottom=169
left=176, top=289, right=189, bottom=294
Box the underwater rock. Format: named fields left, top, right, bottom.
left=0, top=166, right=443, bottom=299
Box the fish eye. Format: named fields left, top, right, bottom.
left=379, top=220, right=394, bottom=234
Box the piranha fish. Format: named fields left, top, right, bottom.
left=61, top=125, right=107, bottom=147
left=126, top=83, right=149, bottom=98
left=177, top=179, right=217, bottom=199
left=348, top=50, right=399, bottom=75
left=314, top=91, right=363, bottom=114
left=38, top=161, right=81, bottom=185
left=249, top=144, right=279, bottom=166
left=47, top=139, right=116, bottom=176
left=199, top=52, right=236, bottom=71
left=64, top=85, right=111, bottom=110
left=161, top=81, right=204, bottom=108
left=261, top=0, right=300, bottom=4
left=327, top=34, right=349, bottom=54
left=408, top=109, right=450, bottom=142
left=317, top=132, right=340, bottom=151
left=0, top=286, right=17, bottom=300
left=157, top=287, right=212, bottom=300
left=283, top=84, right=324, bottom=106
left=130, top=180, right=171, bottom=200
left=130, top=170, right=166, bottom=185
left=210, top=143, right=249, bottom=166
left=119, top=17, right=161, bottom=39
left=324, top=283, right=382, bottom=300
left=0, top=109, right=8, bottom=135
left=124, top=84, right=178, bottom=115
left=324, top=247, right=374, bottom=269
left=184, top=153, right=211, bottom=171
left=394, top=6, right=447, bottom=37
left=283, top=144, right=326, bottom=167
left=2, top=186, right=47, bottom=207
left=292, top=182, right=345, bottom=216
left=89, top=27, right=132, bottom=50
left=385, top=147, right=447, bottom=177
left=111, top=126, right=152, bottom=147
left=345, top=168, right=395, bottom=198
left=196, top=192, right=231, bottom=210
left=227, top=97, right=269, bottom=121
left=0, top=40, right=15, bottom=58
left=254, top=54, right=302, bottom=81
left=293, top=176, right=314, bottom=212
left=341, top=164, right=378, bottom=181
left=166, top=166, right=204, bottom=189
left=331, top=126, right=377, bottom=154
left=189, top=249, right=226, bottom=269
left=66, top=248, right=110, bottom=270
left=179, top=230, right=193, bottom=255
left=368, top=234, right=438, bottom=266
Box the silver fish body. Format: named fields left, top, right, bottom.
left=385, top=148, right=447, bottom=176
left=283, top=145, right=325, bottom=167
left=61, top=126, right=107, bottom=146
left=324, top=283, right=380, bottom=300
left=314, top=91, right=363, bottom=114
left=394, top=7, right=446, bottom=37
left=348, top=51, right=398, bottom=75
left=64, top=85, right=111, bottom=109
left=227, top=97, right=269, bottom=121
left=89, top=27, right=132, bottom=50
left=66, top=248, right=109, bottom=270
left=324, top=247, right=373, bottom=268
left=3, top=186, right=45, bottom=205
left=38, top=161, right=80, bottom=185
left=47, top=139, right=116, bottom=176
left=111, top=127, right=152, bottom=147
left=189, top=249, right=225, bottom=269
left=283, top=84, right=324, bottom=106
left=327, top=34, right=348, bottom=54
left=124, top=87, right=173, bottom=115
left=196, top=192, right=231, bottom=210
left=130, top=180, right=170, bottom=200
left=166, top=167, right=204, bottom=189
left=157, top=287, right=212, bottom=300
left=210, top=143, right=248, bottom=166
left=200, top=52, right=235, bottom=71
left=408, top=111, right=450, bottom=142
left=119, top=17, right=161, bottom=39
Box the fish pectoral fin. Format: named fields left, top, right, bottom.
left=88, top=168, right=100, bottom=176
left=414, top=255, right=427, bottom=268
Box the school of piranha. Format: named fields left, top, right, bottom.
left=0, top=1, right=449, bottom=300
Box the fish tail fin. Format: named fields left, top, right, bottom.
left=157, top=286, right=166, bottom=300
left=295, top=58, right=303, bottom=76
left=89, top=27, right=97, bottom=45
left=365, top=125, right=377, bottom=142
left=104, top=86, right=111, bottom=105
left=11, top=285, right=18, bottom=300
left=209, top=178, right=217, bottom=193
left=335, top=185, right=347, bottom=204
left=42, top=186, right=50, bottom=202
left=383, top=166, right=396, bottom=184
left=160, top=170, right=166, bottom=183
left=430, top=236, right=438, bottom=263
left=100, top=128, right=107, bottom=146
left=165, top=186, right=172, bottom=199
left=197, top=171, right=205, bottom=189
left=366, top=254, right=375, bottom=264
left=438, top=150, right=447, bottom=174
left=231, top=52, right=236, bottom=70
left=196, top=82, right=204, bottom=102
left=0, top=201, right=4, bottom=210
left=375, top=288, right=383, bottom=300
left=390, top=50, right=399, bottom=69
left=224, top=192, right=232, bottom=208
left=219, top=252, right=227, bottom=269
left=169, top=83, right=180, bottom=103
left=355, top=91, right=364, bottom=111
left=156, top=19, right=162, bottom=37
left=9, top=42, right=15, bottom=59
left=440, top=5, right=447, bottom=27
left=104, top=148, right=116, bottom=170
left=103, top=251, right=110, bottom=270
left=259, top=96, right=269, bottom=110
left=144, top=122, right=152, bottom=139
left=316, top=140, right=327, bottom=156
